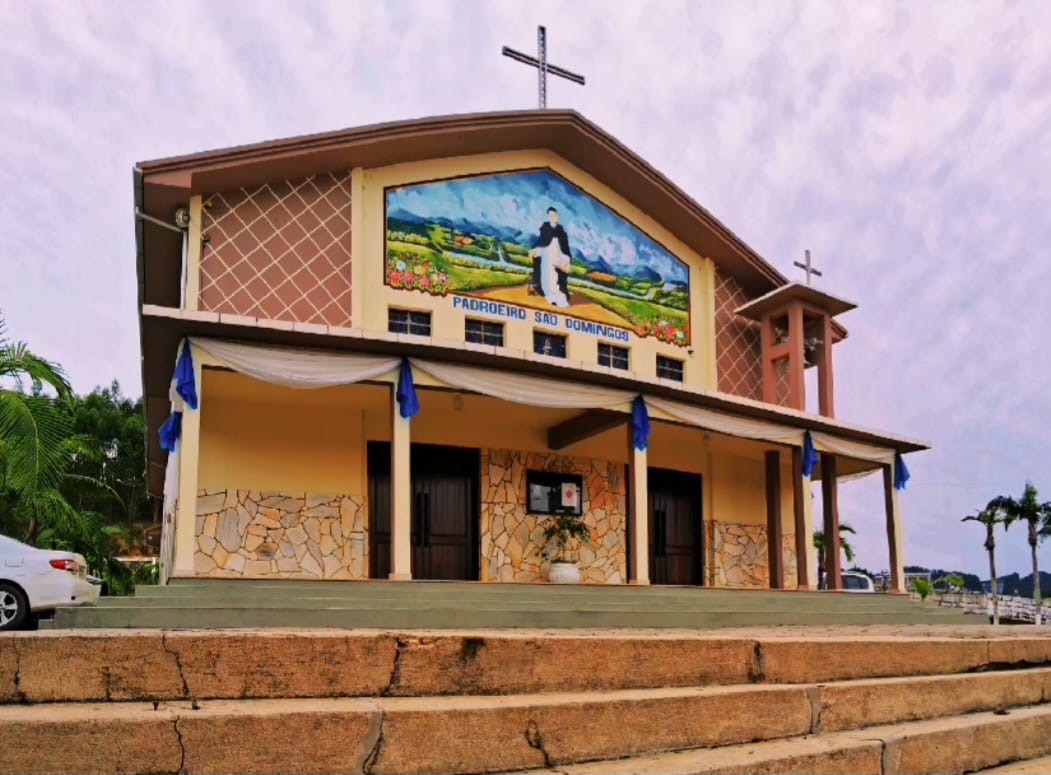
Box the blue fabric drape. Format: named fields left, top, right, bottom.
left=894, top=452, right=910, bottom=491
left=174, top=340, right=198, bottom=410
left=801, top=431, right=818, bottom=478
left=158, top=411, right=182, bottom=452
left=631, top=395, right=650, bottom=451
left=396, top=359, right=420, bottom=419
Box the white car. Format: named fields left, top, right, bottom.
left=0, top=535, right=101, bottom=630
left=841, top=571, right=876, bottom=593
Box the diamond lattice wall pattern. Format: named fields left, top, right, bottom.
left=199, top=173, right=353, bottom=327
left=715, top=271, right=762, bottom=401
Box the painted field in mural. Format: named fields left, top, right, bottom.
left=385, top=169, right=690, bottom=345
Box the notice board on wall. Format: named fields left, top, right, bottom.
left=526, top=470, right=583, bottom=517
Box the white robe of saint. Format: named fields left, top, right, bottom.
left=540, top=240, right=570, bottom=308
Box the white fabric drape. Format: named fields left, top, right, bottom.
left=182, top=336, right=899, bottom=469
left=190, top=338, right=401, bottom=389
left=810, top=431, right=895, bottom=465
left=410, top=358, right=635, bottom=410
left=647, top=396, right=805, bottom=445
left=162, top=440, right=179, bottom=517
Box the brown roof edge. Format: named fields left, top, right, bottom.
left=137, top=110, right=787, bottom=291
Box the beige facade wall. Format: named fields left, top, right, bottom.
left=357, top=151, right=718, bottom=391
left=189, top=370, right=802, bottom=586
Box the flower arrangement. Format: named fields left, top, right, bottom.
left=539, top=514, right=591, bottom=563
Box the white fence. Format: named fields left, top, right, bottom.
left=919, top=590, right=1051, bottom=623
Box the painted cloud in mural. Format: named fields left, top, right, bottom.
left=385, top=169, right=690, bottom=345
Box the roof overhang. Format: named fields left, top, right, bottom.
left=135, top=110, right=791, bottom=311
left=734, top=282, right=858, bottom=321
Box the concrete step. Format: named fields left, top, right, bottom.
left=978, top=754, right=1051, bottom=773
left=4, top=672, right=1051, bottom=774
left=538, top=705, right=1051, bottom=775
left=5, top=629, right=1051, bottom=703
left=94, top=597, right=962, bottom=614
left=49, top=603, right=976, bottom=630
left=136, top=580, right=934, bottom=608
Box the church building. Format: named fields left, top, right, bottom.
left=136, top=110, right=924, bottom=591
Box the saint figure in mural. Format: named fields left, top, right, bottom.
left=529, top=206, right=571, bottom=308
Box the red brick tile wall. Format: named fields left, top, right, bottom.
left=198, top=172, right=353, bottom=327
left=714, top=270, right=763, bottom=402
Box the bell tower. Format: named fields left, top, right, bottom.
left=734, top=283, right=856, bottom=417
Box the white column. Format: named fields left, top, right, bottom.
left=802, top=475, right=818, bottom=589
left=628, top=429, right=649, bottom=585
left=389, top=386, right=412, bottom=580
left=171, top=354, right=203, bottom=578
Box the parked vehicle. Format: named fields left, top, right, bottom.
left=841, top=571, right=875, bottom=593
left=0, top=535, right=101, bottom=630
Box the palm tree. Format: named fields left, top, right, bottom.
left=962, top=501, right=1007, bottom=625
left=995, top=483, right=1051, bottom=625
left=813, top=523, right=856, bottom=589
left=0, top=314, right=76, bottom=540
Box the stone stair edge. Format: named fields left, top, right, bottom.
left=4, top=680, right=1051, bottom=775
left=525, top=704, right=1051, bottom=775
left=5, top=627, right=1051, bottom=705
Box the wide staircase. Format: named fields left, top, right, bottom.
left=4, top=626, right=1051, bottom=773
left=48, top=578, right=978, bottom=629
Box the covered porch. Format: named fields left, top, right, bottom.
left=158, top=337, right=914, bottom=593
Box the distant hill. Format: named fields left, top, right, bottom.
left=988, top=571, right=1051, bottom=599
left=904, top=566, right=984, bottom=592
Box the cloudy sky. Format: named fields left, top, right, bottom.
left=3, top=0, right=1049, bottom=579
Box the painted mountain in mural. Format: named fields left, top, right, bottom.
left=385, top=169, right=691, bottom=346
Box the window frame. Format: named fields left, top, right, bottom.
left=465, top=318, right=505, bottom=347
left=656, top=355, right=685, bottom=382
left=387, top=308, right=432, bottom=337
left=597, top=342, right=630, bottom=371
left=533, top=329, right=568, bottom=359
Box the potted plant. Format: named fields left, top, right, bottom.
left=539, top=514, right=591, bottom=584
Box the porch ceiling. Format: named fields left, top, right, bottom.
left=197, top=372, right=875, bottom=480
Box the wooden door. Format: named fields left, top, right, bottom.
left=648, top=468, right=703, bottom=585
left=368, top=442, right=479, bottom=580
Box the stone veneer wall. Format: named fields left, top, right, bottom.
left=709, top=522, right=800, bottom=589
left=481, top=450, right=627, bottom=584
left=194, top=489, right=367, bottom=579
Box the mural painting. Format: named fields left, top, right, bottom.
left=385, top=169, right=690, bottom=346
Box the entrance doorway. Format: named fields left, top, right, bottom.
left=647, top=468, right=703, bottom=585
left=368, top=442, right=480, bottom=580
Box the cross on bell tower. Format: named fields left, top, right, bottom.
left=502, top=26, right=586, bottom=108
left=793, top=249, right=823, bottom=286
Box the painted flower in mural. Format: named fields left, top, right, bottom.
left=386, top=253, right=449, bottom=296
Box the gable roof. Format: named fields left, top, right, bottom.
left=136, top=110, right=788, bottom=310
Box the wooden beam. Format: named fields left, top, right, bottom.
left=787, top=302, right=806, bottom=411
left=883, top=464, right=905, bottom=593
left=547, top=409, right=625, bottom=450
left=792, top=447, right=810, bottom=589
left=821, top=453, right=842, bottom=590
left=765, top=450, right=784, bottom=589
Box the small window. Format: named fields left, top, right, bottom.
left=598, top=343, right=630, bottom=371
left=533, top=331, right=567, bottom=359
left=388, top=309, right=431, bottom=336
left=656, top=355, right=684, bottom=382
left=465, top=319, right=504, bottom=347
